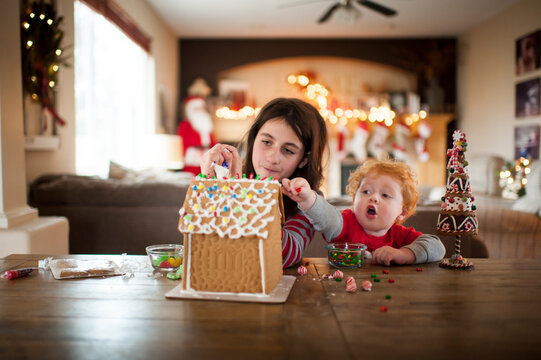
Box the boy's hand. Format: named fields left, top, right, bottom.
left=372, top=246, right=415, bottom=266
left=282, top=177, right=316, bottom=210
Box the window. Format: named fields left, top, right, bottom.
left=74, top=0, right=155, bottom=176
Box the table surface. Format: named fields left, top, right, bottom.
left=1, top=254, right=540, bottom=360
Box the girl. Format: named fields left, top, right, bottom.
left=200, top=97, right=328, bottom=268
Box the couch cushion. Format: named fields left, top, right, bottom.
left=29, top=175, right=191, bottom=207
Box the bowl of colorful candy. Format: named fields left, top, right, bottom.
left=325, top=243, right=366, bottom=268
left=146, top=244, right=183, bottom=271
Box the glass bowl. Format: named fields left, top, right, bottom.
left=325, top=243, right=367, bottom=268
left=146, top=244, right=183, bottom=271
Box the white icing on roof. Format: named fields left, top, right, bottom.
left=178, top=176, right=282, bottom=240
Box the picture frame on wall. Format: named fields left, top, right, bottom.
left=515, top=77, right=540, bottom=118
left=516, top=30, right=540, bottom=75
left=514, top=125, right=540, bottom=160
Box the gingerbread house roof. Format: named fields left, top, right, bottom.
left=178, top=175, right=284, bottom=240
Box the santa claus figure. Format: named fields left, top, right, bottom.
left=177, top=96, right=217, bottom=176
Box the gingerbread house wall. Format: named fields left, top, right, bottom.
left=179, top=179, right=285, bottom=295
left=182, top=233, right=264, bottom=293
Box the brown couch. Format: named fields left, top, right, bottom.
left=29, top=174, right=190, bottom=255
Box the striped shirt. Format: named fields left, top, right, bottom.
left=281, top=214, right=315, bottom=268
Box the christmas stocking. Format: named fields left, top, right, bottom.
left=337, top=124, right=349, bottom=161
left=414, top=121, right=431, bottom=162
left=391, top=122, right=410, bottom=161
left=367, top=122, right=390, bottom=158
left=348, top=121, right=370, bottom=162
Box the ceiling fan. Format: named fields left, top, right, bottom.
left=318, top=0, right=397, bottom=23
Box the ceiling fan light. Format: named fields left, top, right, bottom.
left=334, top=6, right=361, bottom=24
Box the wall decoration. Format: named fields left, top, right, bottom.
left=515, top=30, right=540, bottom=75
left=515, top=77, right=540, bottom=118
left=514, top=125, right=540, bottom=160
left=21, top=0, right=70, bottom=134
left=218, top=79, right=251, bottom=111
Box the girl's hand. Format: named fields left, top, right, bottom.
left=371, top=246, right=415, bottom=266
left=200, top=144, right=242, bottom=178
left=282, top=177, right=316, bottom=210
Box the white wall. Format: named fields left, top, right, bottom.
left=24, top=0, right=179, bottom=184
left=458, top=0, right=541, bottom=160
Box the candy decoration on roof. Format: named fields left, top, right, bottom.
left=179, top=174, right=282, bottom=239
left=437, top=130, right=477, bottom=270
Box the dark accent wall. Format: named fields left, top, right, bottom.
left=178, top=38, right=456, bottom=118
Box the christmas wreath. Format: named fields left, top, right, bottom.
left=20, top=0, right=70, bottom=131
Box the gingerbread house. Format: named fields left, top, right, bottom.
left=178, top=175, right=284, bottom=295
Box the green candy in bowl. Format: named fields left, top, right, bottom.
left=325, top=243, right=366, bottom=268
left=146, top=244, right=183, bottom=271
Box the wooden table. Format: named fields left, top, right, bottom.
left=1, top=255, right=540, bottom=360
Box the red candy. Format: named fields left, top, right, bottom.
left=416, top=268, right=423, bottom=272
left=345, top=276, right=357, bottom=292
left=361, top=280, right=372, bottom=291
left=382, top=270, right=390, bottom=274
left=379, top=306, right=388, bottom=312
left=333, top=270, right=344, bottom=279
left=159, top=261, right=172, bottom=268
left=295, top=187, right=302, bottom=193
left=388, top=278, right=395, bottom=283
left=297, top=265, right=307, bottom=275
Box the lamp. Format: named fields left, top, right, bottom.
left=147, top=134, right=184, bottom=170
left=334, top=5, right=361, bottom=24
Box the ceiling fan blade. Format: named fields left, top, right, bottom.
left=318, top=3, right=341, bottom=23
left=357, top=0, right=397, bottom=16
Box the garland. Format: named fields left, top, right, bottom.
left=20, top=0, right=70, bottom=131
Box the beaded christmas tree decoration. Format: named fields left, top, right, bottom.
left=436, top=130, right=478, bottom=270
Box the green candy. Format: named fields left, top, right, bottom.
left=166, top=267, right=183, bottom=280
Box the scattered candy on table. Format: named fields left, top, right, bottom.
left=333, top=270, right=344, bottom=280
left=416, top=267, right=423, bottom=272
left=345, top=276, right=357, bottom=293
left=297, top=265, right=307, bottom=275
left=380, top=306, right=388, bottom=312
left=388, top=278, right=395, bottom=283
left=385, top=294, right=392, bottom=299
left=166, top=267, right=183, bottom=280
left=361, top=280, right=372, bottom=291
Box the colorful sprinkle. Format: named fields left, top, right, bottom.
left=382, top=270, right=390, bottom=274
left=379, top=306, right=388, bottom=312
left=416, top=268, right=423, bottom=272
left=296, top=187, right=302, bottom=193
left=388, top=279, right=395, bottom=283
left=374, top=278, right=381, bottom=282
left=370, top=274, right=377, bottom=278
left=385, top=294, right=392, bottom=299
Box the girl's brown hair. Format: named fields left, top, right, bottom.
left=346, top=159, right=419, bottom=224
left=241, top=98, right=328, bottom=218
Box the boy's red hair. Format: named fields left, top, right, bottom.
left=345, top=159, right=419, bottom=224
